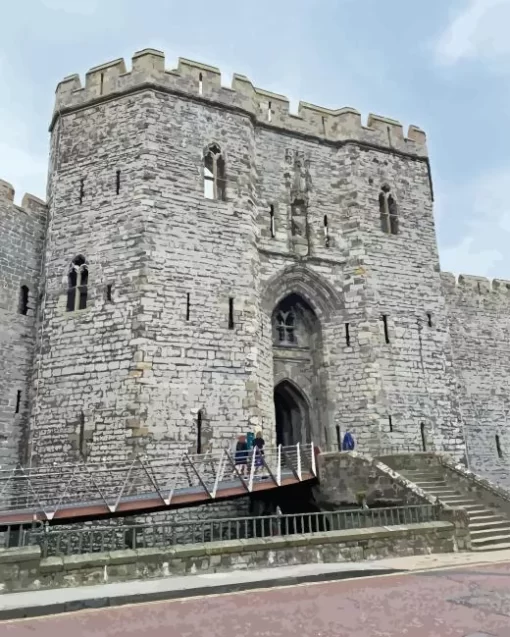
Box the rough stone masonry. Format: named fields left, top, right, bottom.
left=0, top=48, right=507, bottom=493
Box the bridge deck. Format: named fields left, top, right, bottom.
left=0, top=443, right=317, bottom=525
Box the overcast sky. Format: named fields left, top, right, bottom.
left=1, top=0, right=509, bottom=279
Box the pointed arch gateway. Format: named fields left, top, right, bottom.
left=274, top=380, right=311, bottom=447
left=265, top=265, right=343, bottom=448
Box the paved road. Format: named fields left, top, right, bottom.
left=3, top=562, right=510, bottom=636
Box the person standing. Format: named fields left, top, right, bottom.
left=253, top=430, right=265, bottom=473
left=234, top=434, right=249, bottom=477
left=342, top=431, right=355, bottom=451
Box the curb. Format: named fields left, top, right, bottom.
left=0, top=567, right=404, bottom=622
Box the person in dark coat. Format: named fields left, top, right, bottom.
left=234, top=435, right=249, bottom=476
left=253, top=430, right=265, bottom=472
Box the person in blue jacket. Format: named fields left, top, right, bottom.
left=342, top=431, right=356, bottom=451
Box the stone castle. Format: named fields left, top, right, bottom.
left=0, top=48, right=508, bottom=488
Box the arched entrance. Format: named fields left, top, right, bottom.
left=274, top=381, right=310, bottom=447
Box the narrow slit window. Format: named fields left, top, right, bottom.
left=67, top=256, right=88, bottom=312
left=198, top=72, right=203, bottom=95
left=336, top=425, right=341, bottom=451
left=203, top=144, right=226, bottom=200
left=496, top=434, right=503, bottom=459
left=116, top=170, right=121, bottom=195
left=228, top=297, right=234, bottom=329
left=18, top=285, right=29, bottom=315
left=323, top=214, right=330, bottom=247
left=382, top=314, right=390, bottom=344
left=345, top=322, right=350, bottom=347
left=100, top=72, right=104, bottom=95
left=106, top=284, right=113, bottom=303
left=321, top=116, right=327, bottom=135
left=79, top=411, right=86, bottom=458
left=267, top=101, right=272, bottom=122
left=388, top=415, right=393, bottom=432
left=420, top=422, right=427, bottom=451
left=426, top=313, right=433, bottom=327
left=379, top=186, right=399, bottom=235
left=15, top=390, right=21, bottom=414
left=79, top=178, right=85, bottom=204
left=269, top=205, right=275, bottom=238
left=186, top=292, right=191, bottom=321
left=196, top=410, right=203, bottom=455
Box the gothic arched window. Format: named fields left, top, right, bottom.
left=67, top=255, right=88, bottom=312
left=379, top=185, right=399, bottom=235
left=203, top=144, right=226, bottom=200
left=276, top=310, right=296, bottom=344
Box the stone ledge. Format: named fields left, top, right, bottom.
left=32, top=522, right=454, bottom=574
left=0, top=546, right=41, bottom=564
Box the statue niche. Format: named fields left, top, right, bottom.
left=284, top=150, right=312, bottom=256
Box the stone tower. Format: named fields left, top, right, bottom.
left=0, top=180, right=46, bottom=469
left=23, top=48, right=466, bottom=469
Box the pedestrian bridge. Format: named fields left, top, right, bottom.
left=0, top=443, right=317, bottom=526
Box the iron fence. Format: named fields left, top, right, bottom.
left=3, top=504, right=440, bottom=557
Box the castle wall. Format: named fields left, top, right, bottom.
left=132, top=88, right=269, bottom=456
left=443, top=274, right=510, bottom=485
left=0, top=181, right=46, bottom=469
left=255, top=128, right=373, bottom=449
left=347, top=146, right=465, bottom=458
left=30, top=94, right=155, bottom=465
left=31, top=48, right=453, bottom=464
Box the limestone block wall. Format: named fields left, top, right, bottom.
left=0, top=181, right=46, bottom=469
left=255, top=131, right=382, bottom=450
left=27, top=47, right=466, bottom=470
left=30, top=95, right=155, bottom=465
left=351, top=145, right=464, bottom=457
left=442, top=273, right=510, bottom=485
left=133, top=89, right=270, bottom=456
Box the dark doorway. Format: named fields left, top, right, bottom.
left=274, top=381, right=310, bottom=447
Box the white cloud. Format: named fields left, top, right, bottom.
left=438, top=166, right=510, bottom=277
left=435, top=0, right=510, bottom=66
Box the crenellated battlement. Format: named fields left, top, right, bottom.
left=52, top=48, right=427, bottom=157
left=441, top=271, right=510, bottom=297
left=0, top=179, right=46, bottom=216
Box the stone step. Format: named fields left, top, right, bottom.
left=411, top=481, right=448, bottom=489
left=470, top=533, right=510, bottom=548
left=470, top=525, right=510, bottom=539
left=435, top=496, right=480, bottom=505
left=469, top=512, right=509, bottom=522
left=401, top=474, right=444, bottom=482
left=472, top=541, right=510, bottom=552
left=421, top=489, right=459, bottom=497
left=467, top=507, right=496, bottom=516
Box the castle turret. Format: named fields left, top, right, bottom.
left=0, top=180, right=46, bottom=469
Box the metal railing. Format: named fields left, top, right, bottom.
left=6, top=504, right=440, bottom=557
left=0, top=443, right=317, bottom=524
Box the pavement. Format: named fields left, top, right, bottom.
left=3, top=549, right=510, bottom=623
left=3, top=555, right=510, bottom=635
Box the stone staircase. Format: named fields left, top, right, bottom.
left=399, top=466, right=510, bottom=551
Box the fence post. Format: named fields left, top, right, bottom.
left=276, top=445, right=282, bottom=486
left=296, top=443, right=302, bottom=480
